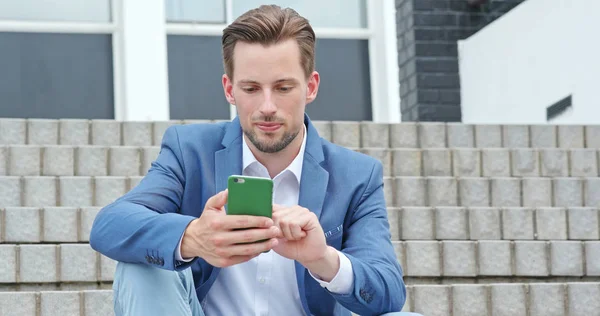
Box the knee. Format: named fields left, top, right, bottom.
left=113, top=262, right=198, bottom=316
left=115, top=261, right=168, bottom=283
left=114, top=262, right=190, bottom=294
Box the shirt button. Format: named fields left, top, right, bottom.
left=259, top=278, right=266, bottom=284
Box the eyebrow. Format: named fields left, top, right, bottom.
left=238, top=78, right=299, bottom=85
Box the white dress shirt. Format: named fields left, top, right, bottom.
left=177, top=125, right=353, bottom=315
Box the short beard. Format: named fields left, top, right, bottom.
left=244, top=127, right=300, bottom=153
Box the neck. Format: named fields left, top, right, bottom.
left=247, top=127, right=304, bottom=179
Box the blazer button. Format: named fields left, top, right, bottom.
left=145, top=255, right=151, bottom=263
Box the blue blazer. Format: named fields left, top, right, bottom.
left=90, top=115, right=406, bottom=315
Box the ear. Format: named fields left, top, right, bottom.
left=305, top=71, right=320, bottom=104
left=222, top=74, right=236, bottom=104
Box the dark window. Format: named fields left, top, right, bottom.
left=166, top=36, right=372, bottom=121
left=167, top=35, right=230, bottom=120
left=308, top=38, right=372, bottom=121
left=0, top=32, right=114, bottom=119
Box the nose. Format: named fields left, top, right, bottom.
left=258, top=90, right=277, bottom=116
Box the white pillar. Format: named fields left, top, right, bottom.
left=113, top=0, right=170, bottom=121
left=367, top=0, right=401, bottom=123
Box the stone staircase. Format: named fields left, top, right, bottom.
left=1, top=118, right=600, bottom=315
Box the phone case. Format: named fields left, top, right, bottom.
left=226, top=175, right=273, bottom=218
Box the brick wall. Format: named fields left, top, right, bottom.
left=396, top=0, right=525, bottom=122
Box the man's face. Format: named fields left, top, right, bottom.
left=222, top=39, right=319, bottom=153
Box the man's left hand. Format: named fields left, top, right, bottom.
left=271, top=204, right=340, bottom=281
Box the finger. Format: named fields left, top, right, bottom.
left=272, top=204, right=286, bottom=212
left=299, top=211, right=320, bottom=231
left=225, top=226, right=280, bottom=245
left=272, top=209, right=300, bottom=240
left=223, top=238, right=279, bottom=258
left=272, top=208, right=295, bottom=226
left=290, top=223, right=306, bottom=240
left=219, top=215, right=273, bottom=230
left=205, top=189, right=228, bottom=211
left=280, top=218, right=294, bottom=240
left=217, top=253, right=259, bottom=267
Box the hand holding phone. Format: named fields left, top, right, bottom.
left=179, top=184, right=279, bottom=267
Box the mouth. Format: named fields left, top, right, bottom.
left=256, top=122, right=282, bottom=132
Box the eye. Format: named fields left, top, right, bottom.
left=242, top=87, right=258, bottom=93
left=278, top=86, right=293, bottom=92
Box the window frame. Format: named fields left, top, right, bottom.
left=0, top=0, right=401, bottom=123
left=0, top=0, right=123, bottom=120
left=165, top=0, right=400, bottom=123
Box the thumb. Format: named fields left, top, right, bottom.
left=205, top=189, right=228, bottom=211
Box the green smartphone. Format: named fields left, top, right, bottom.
left=226, top=175, right=273, bottom=219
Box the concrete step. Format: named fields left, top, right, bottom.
left=1, top=206, right=597, bottom=243
left=3, top=145, right=600, bottom=178
left=0, top=290, right=113, bottom=316
left=1, top=117, right=598, bottom=315
left=0, top=207, right=99, bottom=243
left=1, top=240, right=599, bottom=284
left=2, top=175, right=600, bottom=208
left=393, top=240, right=600, bottom=278
left=2, top=282, right=600, bottom=315
left=402, top=282, right=600, bottom=316
left=0, top=244, right=116, bottom=284
left=0, top=145, right=160, bottom=177
left=381, top=176, right=600, bottom=208
left=386, top=206, right=599, bottom=241
left=3, top=118, right=600, bottom=149
left=0, top=118, right=213, bottom=147
left=0, top=176, right=140, bottom=207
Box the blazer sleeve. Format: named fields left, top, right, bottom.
left=328, top=161, right=407, bottom=315
left=89, top=125, right=198, bottom=271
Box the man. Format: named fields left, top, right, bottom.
left=90, top=5, right=412, bottom=316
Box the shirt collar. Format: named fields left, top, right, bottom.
left=242, top=124, right=307, bottom=183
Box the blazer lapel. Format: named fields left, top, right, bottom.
left=298, top=114, right=329, bottom=219
left=296, top=115, right=329, bottom=316
left=215, top=117, right=243, bottom=194
left=205, top=118, right=243, bottom=291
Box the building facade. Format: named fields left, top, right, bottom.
left=0, top=0, right=401, bottom=123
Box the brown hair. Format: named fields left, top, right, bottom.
left=222, top=5, right=316, bottom=80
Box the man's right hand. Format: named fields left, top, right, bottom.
left=180, top=189, right=280, bottom=267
